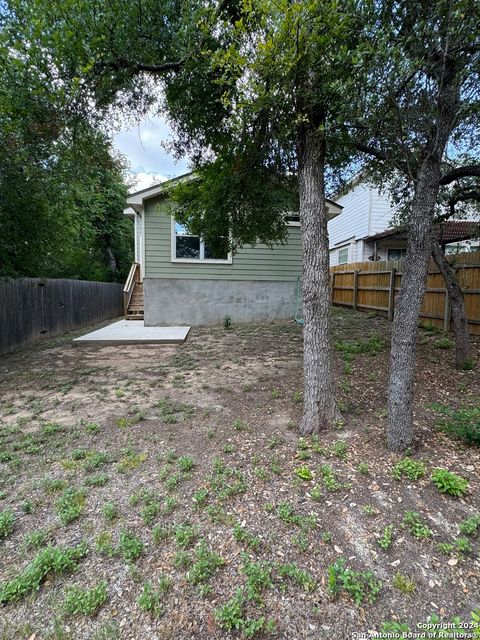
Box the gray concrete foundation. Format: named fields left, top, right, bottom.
left=144, top=278, right=298, bottom=326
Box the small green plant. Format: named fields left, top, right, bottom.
left=431, top=468, right=469, bottom=497
left=310, top=485, right=322, bottom=502
left=271, top=388, right=280, bottom=399
left=292, top=532, right=309, bottom=553
left=330, top=441, right=348, bottom=460
left=152, top=525, right=171, bottom=545
left=188, top=542, right=224, bottom=586
left=0, top=542, right=87, bottom=603
left=102, top=501, right=119, bottom=522
left=178, top=456, right=195, bottom=472
left=278, top=563, right=316, bottom=592
left=233, top=419, right=248, bottom=431
left=357, top=463, right=369, bottom=475
left=242, top=555, right=274, bottom=601
left=433, top=406, right=480, bottom=446
left=118, top=530, right=144, bottom=563
left=174, top=523, right=198, bottom=549
left=436, top=337, right=454, bottom=349
left=377, top=525, right=394, bottom=551
left=0, top=509, right=15, bottom=539
left=318, top=463, right=341, bottom=491
left=162, top=496, right=178, bottom=514
left=293, top=391, right=303, bottom=403
left=223, top=315, right=232, bottom=330
left=363, top=505, right=379, bottom=517
left=43, top=477, right=68, bottom=493
left=137, top=577, right=171, bottom=617
left=83, top=421, right=101, bottom=434
left=392, top=458, right=426, bottom=481
left=392, top=572, right=416, bottom=594
left=459, top=513, right=480, bottom=536
left=403, top=511, right=432, bottom=539
left=23, top=528, right=50, bottom=550
left=327, top=559, right=381, bottom=605
left=42, top=422, right=64, bottom=436
left=192, top=488, right=209, bottom=509
left=85, top=473, right=109, bottom=487
left=420, top=321, right=441, bottom=335
left=55, top=487, right=86, bottom=525
left=233, top=524, right=261, bottom=551
left=462, top=358, right=476, bottom=371
left=64, top=581, right=108, bottom=615
left=295, top=465, right=313, bottom=481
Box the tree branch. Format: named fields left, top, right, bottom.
left=439, top=165, right=480, bottom=185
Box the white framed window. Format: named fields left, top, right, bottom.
left=387, top=248, right=407, bottom=261
left=338, top=247, right=349, bottom=264
left=171, top=219, right=232, bottom=263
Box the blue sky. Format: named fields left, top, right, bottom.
left=113, top=113, right=190, bottom=191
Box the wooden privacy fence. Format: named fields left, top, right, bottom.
left=0, top=278, right=124, bottom=356
left=330, top=251, right=480, bottom=336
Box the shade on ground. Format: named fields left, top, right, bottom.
left=73, top=320, right=190, bottom=346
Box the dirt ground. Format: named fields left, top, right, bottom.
left=0, top=309, right=479, bottom=640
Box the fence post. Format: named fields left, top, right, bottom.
left=330, top=272, right=335, bottom=304
left=388, top=268, right=396, bottom=321
left=443, top=290, right=451, bottom=332
left=353, top=270, right=359, bottom=311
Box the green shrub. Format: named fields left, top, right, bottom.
left=294, top=466, right=313, bottom=481
left=55, top=487, right=86, bottom=525
left=188, top=542, right=224, bottom=585
left=436, top=337, right=454, bottom=349
left=327, top=559, right=381, bottom=605
left=392, top=458, right=426, bottom=481
left=101, top=501, right=119, bottom=521
left=0, top=542, right=87, bottom=603
left=0, top=509, right=15, bottom=539
left=431, top=468, right=469, bottom=497
left=64, top=581, right=108, bottom=615
left=438, top=407, right=480, bottom=446
left=118, top=530, right=144, bottom=563
left=459, top=514, right=480, bottom=536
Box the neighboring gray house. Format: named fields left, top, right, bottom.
left=124, top=176, right=342, bottom=326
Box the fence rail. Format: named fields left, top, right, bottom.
left=330, top=251, right=480, bottom=335
left=0, top=278, right=124, bottom=356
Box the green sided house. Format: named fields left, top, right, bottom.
left=123, top=175, right=343, bottom=326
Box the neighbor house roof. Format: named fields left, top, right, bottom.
left=363, top=221, right=480, bottom=244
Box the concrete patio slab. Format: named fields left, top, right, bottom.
left=73, top=320, right=190, bottom=346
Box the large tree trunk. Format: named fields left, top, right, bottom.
left=298, top=124, right=337, bottom=434
left=432, top=240, right=470, bottom=369
left=387, top=161, right=441, bottom=452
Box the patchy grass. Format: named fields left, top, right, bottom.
left=0, top=312, right=478, bottom=638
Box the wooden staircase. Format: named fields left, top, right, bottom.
left=127, top=282, right=144, bottom=320
left=123, top=263, right=144, bottom=320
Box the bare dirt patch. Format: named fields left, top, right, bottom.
left=0, top=310, right=479, bottom=639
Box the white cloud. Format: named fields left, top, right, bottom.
left=130, top=171, right=168, bottom=193
left=113, top=113, right=190, bottom=184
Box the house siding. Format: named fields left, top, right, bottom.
left=328, top=182, right=396, bottom=265
left=144, top=197, right=303, bottom=282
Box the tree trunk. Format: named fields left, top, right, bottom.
left=432, top=240, right=470, bottom=369
left=387, top=161, right=441, bottom=452
left=298, top=124, right=337, bottom=434
left=105, top=241, right=118, bottom=275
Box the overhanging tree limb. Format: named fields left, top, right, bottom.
left=440, top=165, right=480, bottom=185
